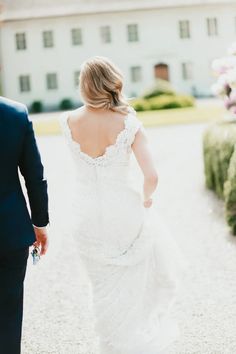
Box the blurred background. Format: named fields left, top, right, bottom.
left=1, top=1, right=236, bottom=354
left=0, top=0, right=235, bottom=110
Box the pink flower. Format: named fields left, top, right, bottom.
left=230, top=106, right=236, bottom=114
left=228, top=42, right=236, bottom=56
left=229, top=89, right=236, bottom=101
left=212, top=57, right=236, bottom=75
left=224, top=97, right=232, bottom=109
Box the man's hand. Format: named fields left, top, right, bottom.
left=33, top=226, right=49, bottom=255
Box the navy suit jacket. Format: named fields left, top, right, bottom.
left=0, top=97, right=49, bottom=252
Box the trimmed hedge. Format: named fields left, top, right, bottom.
left=203, top=122, right=236, bottom=234
left=225, top=148, right=236, bottom=234
left=130, top=78, right=194, bottom=112
left=131, top=94, right=195, bottom=112
left=142, top=78, right=176, bottom=99
left=59, top=98, right=73, bottom=110
left=31, top=101, right=43, bottom=113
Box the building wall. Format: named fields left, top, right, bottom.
left=0, top=3, right=236, bottom=108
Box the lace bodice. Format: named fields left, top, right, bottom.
left=59, top=106, right=143, bottom=183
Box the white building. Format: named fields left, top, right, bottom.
left=0, top=0, right=235, bottom=109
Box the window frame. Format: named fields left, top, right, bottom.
left=43, top=30, right=54, bottom=48
left=130, top=66, right=142, bottom=83
left=179, top=20, right=190, bottom=39
left=127, top=24, right=139, bottom=42
left=74, top=70, right=80, bottom=87
left=15, top=33, right=27, bottom=51
left=100, top=25, right=112, bottom=44
left=206, top=17, right=218, bottom=36
left=71, top=28, right=83, bottom=46
left=46, top=73, right=58, bottom=90
left=19, top=75, right=31, bottom=92
left=181, top=62, right=193, bottom=81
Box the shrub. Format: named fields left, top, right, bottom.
left=224, top=148, right=236, bottom=234
left=130, top=94, right=194, bottom=112
left=142, top=79, right=176, bottom=99
left=31, top=101, right=43, bottom=113
left=150, top=95, right=194, bottom=110
left=59, top=98, right=73, bottom=111
left=160, top=101, right=182, bottom=109
left=203, top=122, right=236, bottom=198
left=177, top=95, right=196, bottom=107
left=203, top=121, right=236, bottom=234
left=131, top=98, right=151, bottom=112
left=130, top=78, right=194, bottom=112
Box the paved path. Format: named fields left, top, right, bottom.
left=22, top=123, right=236, bottom=354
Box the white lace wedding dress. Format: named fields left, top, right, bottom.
left=60, top=107, right=188, bottom=354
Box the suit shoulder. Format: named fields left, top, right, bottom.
left=0, top=96, right=29, bottom=125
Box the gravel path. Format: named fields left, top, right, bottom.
left=22, top=123, right=236, bottom=354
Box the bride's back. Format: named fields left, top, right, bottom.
left=67, top=105, right=127, bottom=159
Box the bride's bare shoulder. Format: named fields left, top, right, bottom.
left=68, top=106, right=86, bottom=123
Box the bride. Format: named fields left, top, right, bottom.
left=60, top=56, right=187, bottom=354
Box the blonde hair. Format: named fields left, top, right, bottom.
left=79, top=56, right=130, bottom=115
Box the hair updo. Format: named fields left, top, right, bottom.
left=79, top=56, right=130, bottom=115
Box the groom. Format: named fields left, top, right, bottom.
left=0, top=96, right=49, bottom=354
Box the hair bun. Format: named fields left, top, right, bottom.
left=79, top=56, right=130, bottom=115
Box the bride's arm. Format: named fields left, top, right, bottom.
left=132, top=129, right=158, bottom=207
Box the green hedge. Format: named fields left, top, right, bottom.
left=225, top=149, right=236, bottom=234
left=131, top=94, right=195, bottom=112
left=203, top=122, right=236, bottom=234
left=31, top=101, right=43, bottom=113
left=59, top=98, right=73, bottom=110
left=142, top=79, right=176, bottom=99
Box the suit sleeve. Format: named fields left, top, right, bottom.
left=19, top=107, right=49, bottom=227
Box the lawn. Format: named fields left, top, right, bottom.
left=32, top=105, right=225, bottom=136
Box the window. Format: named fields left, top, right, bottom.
left=100, top=26, right=111, bottom=43
left=19, top=75, right=31, bottom=92
left=16, top=33, right=27, bottom=50
left=182, top=62, right=193, bottom=80
left=179, top=20, right=190, bottom=38
left=130, top=66, right=142, bottom=83
left=71, top=28, right=83, bottom=45
left=46, top=73, right=58, bottom=90
left=74, top=71, right=80, bottom=87
left=43, top=31, right=54, bottom=48
left=207, top=18, right=218, bottom=36
left=127, top=24, right=139, bottom=42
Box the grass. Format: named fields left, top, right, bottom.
left=32, top=105, right=225, bottom=136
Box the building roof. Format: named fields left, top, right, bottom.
left=0, top=0, right=234, bottom=22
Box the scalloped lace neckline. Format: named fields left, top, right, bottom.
left=63, top=112, right=130, bottom=162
